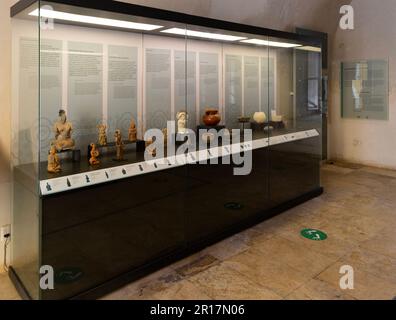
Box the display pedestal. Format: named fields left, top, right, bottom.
left=87, top=140, right=145, bottom=160
left=197, top=125, right=226, bottom=132
left=58, top=149, right=81, bottom=162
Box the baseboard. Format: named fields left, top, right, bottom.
left=8, top=266, right=32, bottom=300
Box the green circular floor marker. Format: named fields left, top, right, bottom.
left=224, top=202, right=244, bottom=210
left=301, top=229, right=328, bottom=241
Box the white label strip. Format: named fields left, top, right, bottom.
left=40, top=129, right=319, bottom=196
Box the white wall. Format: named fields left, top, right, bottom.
left=0, top=0, right=18, bottom=273
left=328, top=0, right=396, bottom=169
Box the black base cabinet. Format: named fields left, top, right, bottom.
left=11, top=139, right=322, bottom=300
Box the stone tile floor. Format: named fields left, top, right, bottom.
left=1, top=162, right=395, bottom=300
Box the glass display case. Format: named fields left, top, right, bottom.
left=10, top=0, right=323, bottom=299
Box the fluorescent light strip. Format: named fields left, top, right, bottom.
left=29, top=9, right=163, bottom=31
left=240, top=39, right=302, bottom=48
left=296, top=46, right=322, bottom=53
left=161, top=28, right=247, bottom=42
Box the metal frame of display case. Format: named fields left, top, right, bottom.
left=10, top=0, right=324, bottom=300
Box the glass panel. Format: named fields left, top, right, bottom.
left=184, top=24, right=271, bottom=242
left=11, top=1, right=40, bottom=300
left=35, top=1, right=187, bottom=299
left=267, top=37, right=322, bottom=205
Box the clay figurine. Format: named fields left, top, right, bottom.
left=176, top=111, right=188, bottom=134
left=114, top=129, right=125, bottom=161
left=97, top=124, right=107, bottom=146
left=47, top=145, right=61, bottom=173
left=203, top=109, right=221, bottom=127
left=128, top=119, right=137, bottom=142
left=89, top=143, right=100, bottom=166
left=146, top=139, right=156, bottom=157
left=53, top=109, right=75, bottom=152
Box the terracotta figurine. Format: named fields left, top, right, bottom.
left=176, top=111, right=188, bottom=134
left=146, top=139, right=156, bottom=157
left=128, top=119, right=137, bottom=142
left=53, top=109, right=75, bottom=152
left=114, top=129, right=125, bottom=161
left=47, top=145, right=61, bottom=173
left=89, top=143, right=100, bottom=166
left=97, top=124, right=107, bottom=146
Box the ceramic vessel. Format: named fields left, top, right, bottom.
left=253, top=112, right=267, bottom=124
left=203, top=109, right=221, bottom=126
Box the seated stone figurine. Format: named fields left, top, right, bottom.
left=53, top=109, right=75, bottom=152
left=47, top=145, right=61, bottom=173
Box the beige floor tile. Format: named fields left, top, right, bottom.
left=316, top=260, right=396, bottom=300
left=151, top=280, right=212, bottom=300
left=358, top=166, right=396, bottom=179
left=251, top=235, right=336, bottom=277
left=0, top=273, right=21, bottom=300
left=188, top=263, right=282, bottom=300
left=273, top=220, right=358, bottom=260
left=223, top=248, right=311, bottom=297
left=102, top=266, right=182, bottom=300
left=322, top=164, right=355, bottom=175
left=359, top=226, right=396, bottom=260
left=175, top=254, right=220, bottom=278
left=285, top=278, right=356, bottom=300
left=204, top=233, right=251, bottom=261
left=341, top=248, right=396, bottom=285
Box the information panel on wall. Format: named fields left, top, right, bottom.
left=341, top=60, right=388, bottom=120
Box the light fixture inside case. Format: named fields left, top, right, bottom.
left=240, top=39, right=302, bottom=48
left=296, top=46, right=322, bottom=52
left=161, top=28, right=247, bottom=41
left=29, top=8, right=163, bottom=31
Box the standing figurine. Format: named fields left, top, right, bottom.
left=97, top=124, right=107, bottom=146
left=162, top=128, right=168, bottom=146
left=128, top=119, right=137, bottom=142
left=89, top=143, right=100, bottom=166
left=114, top=129, right=125, bottom=161
left=47, top=145, right=61, bottom=173
left=146, top=139, right=156, bottom=157
left=176, top=111, right=188, bottom=134
left=52, top=109, right=75, bottom=151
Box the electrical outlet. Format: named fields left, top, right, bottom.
left=1, top=225, right=11, bottom=243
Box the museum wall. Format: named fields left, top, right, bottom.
left=0, top=0, right=18, bottom=273
left=328, top=0, right=396, bottom=169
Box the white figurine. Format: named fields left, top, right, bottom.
left=176, top=111, right=188, bottom=134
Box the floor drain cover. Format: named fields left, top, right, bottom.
left=300, top=229, right=328, bottom=241
left=224, top=202, right=244, bottom=210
